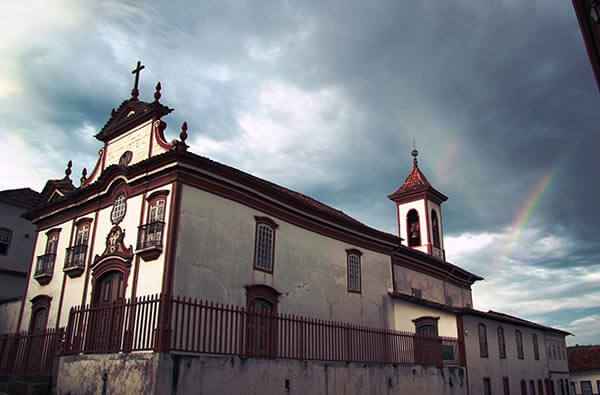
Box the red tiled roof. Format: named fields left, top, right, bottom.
left=568, top=345, right=600, bottom=371
left=0, top=188, right=41, bottom=208
left=388, top=157, right=447, bottom=203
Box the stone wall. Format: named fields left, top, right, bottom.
left=57, top=352, right=468, bottom=395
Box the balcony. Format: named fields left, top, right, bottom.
left=64, top=245, right=87, bottom=278
left=136, top=221, right=165, bottom=261
left=34, top=254, right=56, bottom=285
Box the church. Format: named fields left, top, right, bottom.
left=6, top=64, right=570, bottom=394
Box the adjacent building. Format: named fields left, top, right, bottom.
left=568, top=345, right=600, bottom=395
left=0, top=188, right=40, bottom=333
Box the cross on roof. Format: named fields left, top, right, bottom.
left=130, top=61, right=145, bottom=100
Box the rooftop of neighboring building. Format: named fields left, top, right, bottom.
left=568, top=344, right=600, bottom=372
left=0, top=188, right=41, bottom=209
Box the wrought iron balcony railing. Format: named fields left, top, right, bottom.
left=136, top=221, right=165, bottom=261
left=64, top=245, right=87, bottom=277
left=35, top=254, right=56, bottom=285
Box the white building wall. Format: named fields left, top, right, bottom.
left=391, top=298, right=457, bottom=337
left=463, top=315, right=553, bottom=395
left=570, top=371, right=600, bottom=395
left=174, top=184, right=394, bottom=327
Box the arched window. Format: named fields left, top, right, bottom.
left=497, top=326, right=506, bottom=359
left=0, top=227, right=12, bottom=255
left=254, top=217, right=278, bottom=273
left=478, top=323, right=488, bottom=357
left=516, top=330, right=524, bottom=359
left=413, top=316, right=439, bottom=337
left=431, top=210, right=440, bottom=248
left=29, top=295, right=51, bottom=332
left=346, top=249, right=362, bottom=293
left=407, top=209, right=421, bottom=247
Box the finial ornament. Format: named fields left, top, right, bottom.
left=173, top=122, right=189, bottom=151
left=80, top=167, right=87, bottom=185
left=180, top=121, right=188, bottom=143
left=411, top=140, right=419, bottom=166
left=65, top=160, right=73, bottom=179
left=154, top=82, right=162, bottom=102
left=130, top=61, right=145, bottom=100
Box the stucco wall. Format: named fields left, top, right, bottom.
left=174, top=184, right=394, bottom=327
left=0, top=298, right=22, bottom=333
left=391, top=298, right=458, bottom=337
left=56, top=353, right=468, bottom=395
left=462, top=314, right=552, bottom=395
left=392, top=264, right=471, bottom=308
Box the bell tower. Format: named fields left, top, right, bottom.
left=388, top=149, right=448, bottom=260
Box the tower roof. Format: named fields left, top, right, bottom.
left=388, top=150, right=447, bottom=204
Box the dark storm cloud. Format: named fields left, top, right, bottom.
left=2, top=0, right=599, bottom=342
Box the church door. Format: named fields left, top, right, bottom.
left=90, top=270, right=125, bottom=351
left=246, top=298, right=276, bottom=357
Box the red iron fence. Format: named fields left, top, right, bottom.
left=0, top=328, right=64, bottom=376
left=64, top=294, right=463, bottom=367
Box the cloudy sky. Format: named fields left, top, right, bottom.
left=1, top=1, right=599, bottom=344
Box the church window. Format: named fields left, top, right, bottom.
left=411, top=287, right=422, bottom=299
left=65, top=219, right=92, bottom=273
left=254, top=217, right=278, bottom=273
left=431, top=210, right=440, bottom=248
left=532, top=333, right=540, bottom=360
left=516, top=330, right=524, bottom=359
left=0, top=227, right=12, bottom=255
left=498, top=326, right=506, bottom=359
left=111, top=192, right=127, bottom=224
left=407, top=209, right=421, bottom=247
left=478, top=323, right=488, bottom=358
left=346, top=249, right=362, bottom=293
left=35, top=230, right=60, bottom=283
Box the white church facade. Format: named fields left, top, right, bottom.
left=5, top=65, right=570, bottom=394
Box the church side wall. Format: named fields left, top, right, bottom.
left=392, top=264, right=471, bottom=308
left=462, top=315, right=551, bottom=395
left=173, top=184, right=394, bottom=327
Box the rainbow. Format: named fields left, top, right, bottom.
left=500, top=166, right=559, bottom=262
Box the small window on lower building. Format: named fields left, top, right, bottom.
left=502, top=377, right=509, bottom=395
left=483, top=378, right=491, bottom=395
left=533, top=333, right=540, bottom=360
left=581, top=381, right=593, bottom=395
left=520, top=380, right=527, bottom=395
left=346, top=249, right=362, bottom=293
left=0, top=228, right=12, bottom=255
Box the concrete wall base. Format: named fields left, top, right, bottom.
left=0, top=375, right=51, bottom=395
left=57, top=352, right=468, bottom=395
